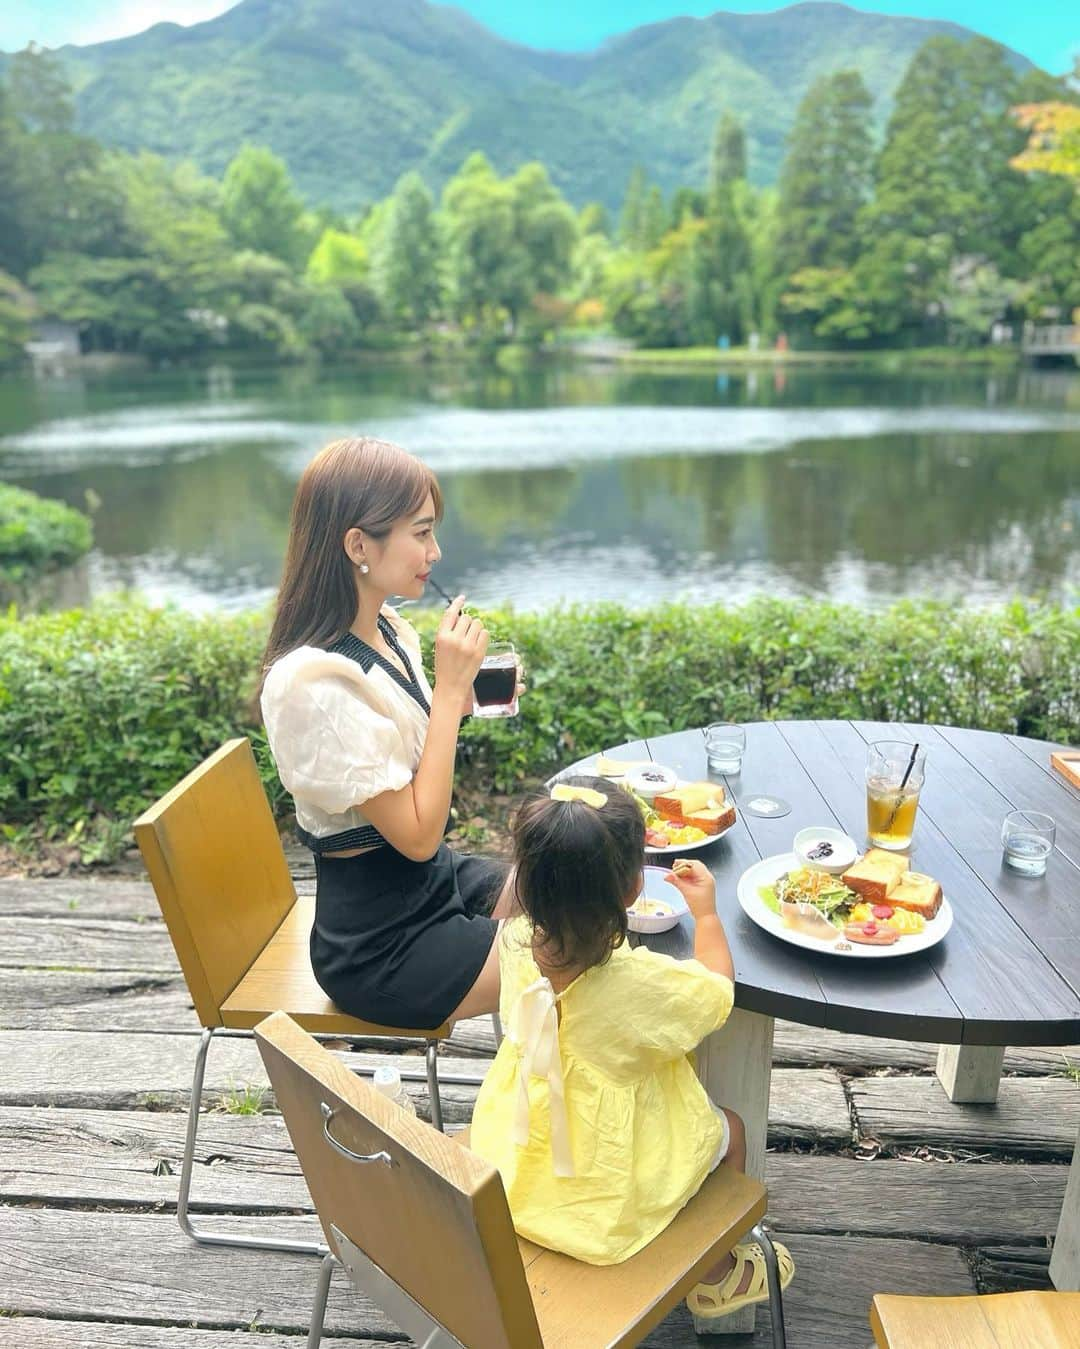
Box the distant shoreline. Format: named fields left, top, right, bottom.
left=584, top=344, right=1032, bottom=372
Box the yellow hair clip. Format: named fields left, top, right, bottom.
left=550, top=783, right=607, bottom=808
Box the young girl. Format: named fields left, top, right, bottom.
left=470, top=776, right=794, bottom=1321
left=259, top=436, right=517, bottom=1030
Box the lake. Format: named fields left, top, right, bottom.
left=1, top=360, right=1077, bottom=613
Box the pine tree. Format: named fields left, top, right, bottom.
left=619, top=166, right=647, bottom=248
left=710, top=113, right=747, bottom=198
left=773, top=69, right=874, bottom=282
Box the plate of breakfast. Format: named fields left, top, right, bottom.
left=736, top=843, right=953, bottom=959
left=640, top=780, right=735, bottom=853
left=575, top=755, right=736, bottom=853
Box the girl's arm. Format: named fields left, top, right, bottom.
left=361, top=597, right=487, bottom=861
left=665, top=859, right=735, bottom=980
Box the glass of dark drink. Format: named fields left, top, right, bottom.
left=472, top=642, right=519, bottom=719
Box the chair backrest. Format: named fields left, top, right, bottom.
left=255, top=1011, right=543, bottom=1349
left=134, top=738, right=296, bottom=1027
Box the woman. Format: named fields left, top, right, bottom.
left=259, top=436, right=515, bottom=1029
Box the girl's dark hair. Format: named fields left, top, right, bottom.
left=511, top=775, right=645, bottom=972
left=258, top=437, right=442, bottom=696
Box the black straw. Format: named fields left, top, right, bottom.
left=884, top=742, right=920, bottom=832
left=427, top=576, right=455, bottom=607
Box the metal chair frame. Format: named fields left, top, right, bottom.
left=305, top=1221, right=787, bottom=1348
left=178, top=1020, right=500, bottom=1255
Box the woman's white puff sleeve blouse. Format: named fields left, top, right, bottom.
left=260, top=613, right=432, bottom=842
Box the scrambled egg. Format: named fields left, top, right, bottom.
left=850, top=901, right=925, bottom=934
left=663, top=824, right=707, bottom=844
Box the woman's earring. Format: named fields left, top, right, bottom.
left=359, top=563, right=369, bottom=575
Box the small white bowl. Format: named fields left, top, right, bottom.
left=627, top=865, right=689, bottom=933
left=626, top=764, right=678, bottom=802
left=793, top=827, right=858, bottom=875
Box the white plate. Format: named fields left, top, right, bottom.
left=737, top=852, right=953, bottom=960
left=645, top=825, right=732, bottom=855
left=628, top=866, right=689, bottom=933
left=634, top=769, right=734, bottom=854
left=563, top=761, right=735, bottom=853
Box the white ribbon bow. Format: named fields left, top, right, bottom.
left=510, top=977, right=575, bottom=1178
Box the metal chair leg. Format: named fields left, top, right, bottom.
left=177, top=1026, right=327, bottom=1256
left=750, top=1222, right=788, bottom=1349
left=490, top=1011, right=504, bottom=1048
left=306, top=1251, right=337, bottom=1349
left=425, top=1039, right=444, bottom=1132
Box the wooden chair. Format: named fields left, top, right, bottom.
left=134, top=737, right=484, bottom=1257
left=254, top=1010, right=789, bottom=1349
left=871, top=1290, right=1080, bottom=1348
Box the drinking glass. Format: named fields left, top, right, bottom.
left=472, top=642, right=519, bottom=719
left=1002, top=810, right=1055, bottom=877
left=705, top=723, right=746, bottom=776
left=865, top=741, right=926, bottom=850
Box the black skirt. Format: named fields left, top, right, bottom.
left=311, top=843, right=506, bottom=1028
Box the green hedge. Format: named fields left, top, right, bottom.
left=1, top=596, right=1077, bottom=863
left=0, top=483, right=93, bottom=586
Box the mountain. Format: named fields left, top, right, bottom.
left=5, top=0, right=1035, bottom=211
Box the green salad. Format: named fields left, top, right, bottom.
left=758, top=867, right=860, bottom=929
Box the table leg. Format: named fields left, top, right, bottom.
left=1050, top=1127, right=1080, bottom=1291
left=694, top=1007, right=775, bottom=1336
left=935, top=1044, right=1005, bottom=1103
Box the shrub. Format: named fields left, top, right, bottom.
left=0, top=484, right=93, bottom=586
left=1, top=596, right=1076, bottom=864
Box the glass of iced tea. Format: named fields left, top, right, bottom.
left=865, top=741, right=926, bottom=851
left=472, top=642, right=519, bottom=719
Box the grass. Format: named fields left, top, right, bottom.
left=1062, top=1054, right=1080, bottom=1086
left=216, top=1081, right=270, bottom=1115
left=608, top=344, right=1024, bottom=370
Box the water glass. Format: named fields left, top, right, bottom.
left=1002, top=810, right=1055, bottom=877
left=705, top=723, right=746, bottom=776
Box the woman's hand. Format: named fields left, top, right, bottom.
left=435, top=595, right=488, bottom=699
left=664, top=858, right=717, bottom=920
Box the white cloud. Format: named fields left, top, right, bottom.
left=18, top=0, right=238, bottom=49
left=66, top=1, right=238, bottom=48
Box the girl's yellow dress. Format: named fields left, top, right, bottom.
left=470, top=915, right=735, bottom=1265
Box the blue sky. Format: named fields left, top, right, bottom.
left=2, top=0, right=1077, bottom=73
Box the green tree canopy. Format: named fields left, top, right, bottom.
left=371, top=172, right=441, bottom=325
left=221, top=145, right=310, bottom=267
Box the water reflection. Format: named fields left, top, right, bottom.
left=0, top=362, right=1076, bottom=611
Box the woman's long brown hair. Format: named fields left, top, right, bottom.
left=258, top=437, right=443, bottom=696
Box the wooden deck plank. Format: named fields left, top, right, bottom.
left=0, top=1323, right=387, bottom=1349
left=0, top=1105, right=1067, bottom=1245
left=0, top=1031, right=852, bottom=1140
left=0, top=971, right=193, bottom=1031
left=851, top=1075, right=1080, bottom=1158
left=6, top=967, right=1076, bottom=1074
left=0, top=1208, right=394, bottom=1337
left=0, top=915, right=177, bottom=972
left=0, top=1209, right=975, bottom=1349
left=0, top=878, right=164, bottom=921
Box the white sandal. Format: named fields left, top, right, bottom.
left=686, top=1239, right=794, bottom=1320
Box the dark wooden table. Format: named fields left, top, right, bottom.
left=561, top=719, right=1080, bottom=1333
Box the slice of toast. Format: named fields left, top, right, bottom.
left=686, top=804, right=736, bottom=835
left=841, top=848, right=909, bottom=903
left=888, top=871, right=942, bottom=920
left=655, top=783, right=724, bottom=820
